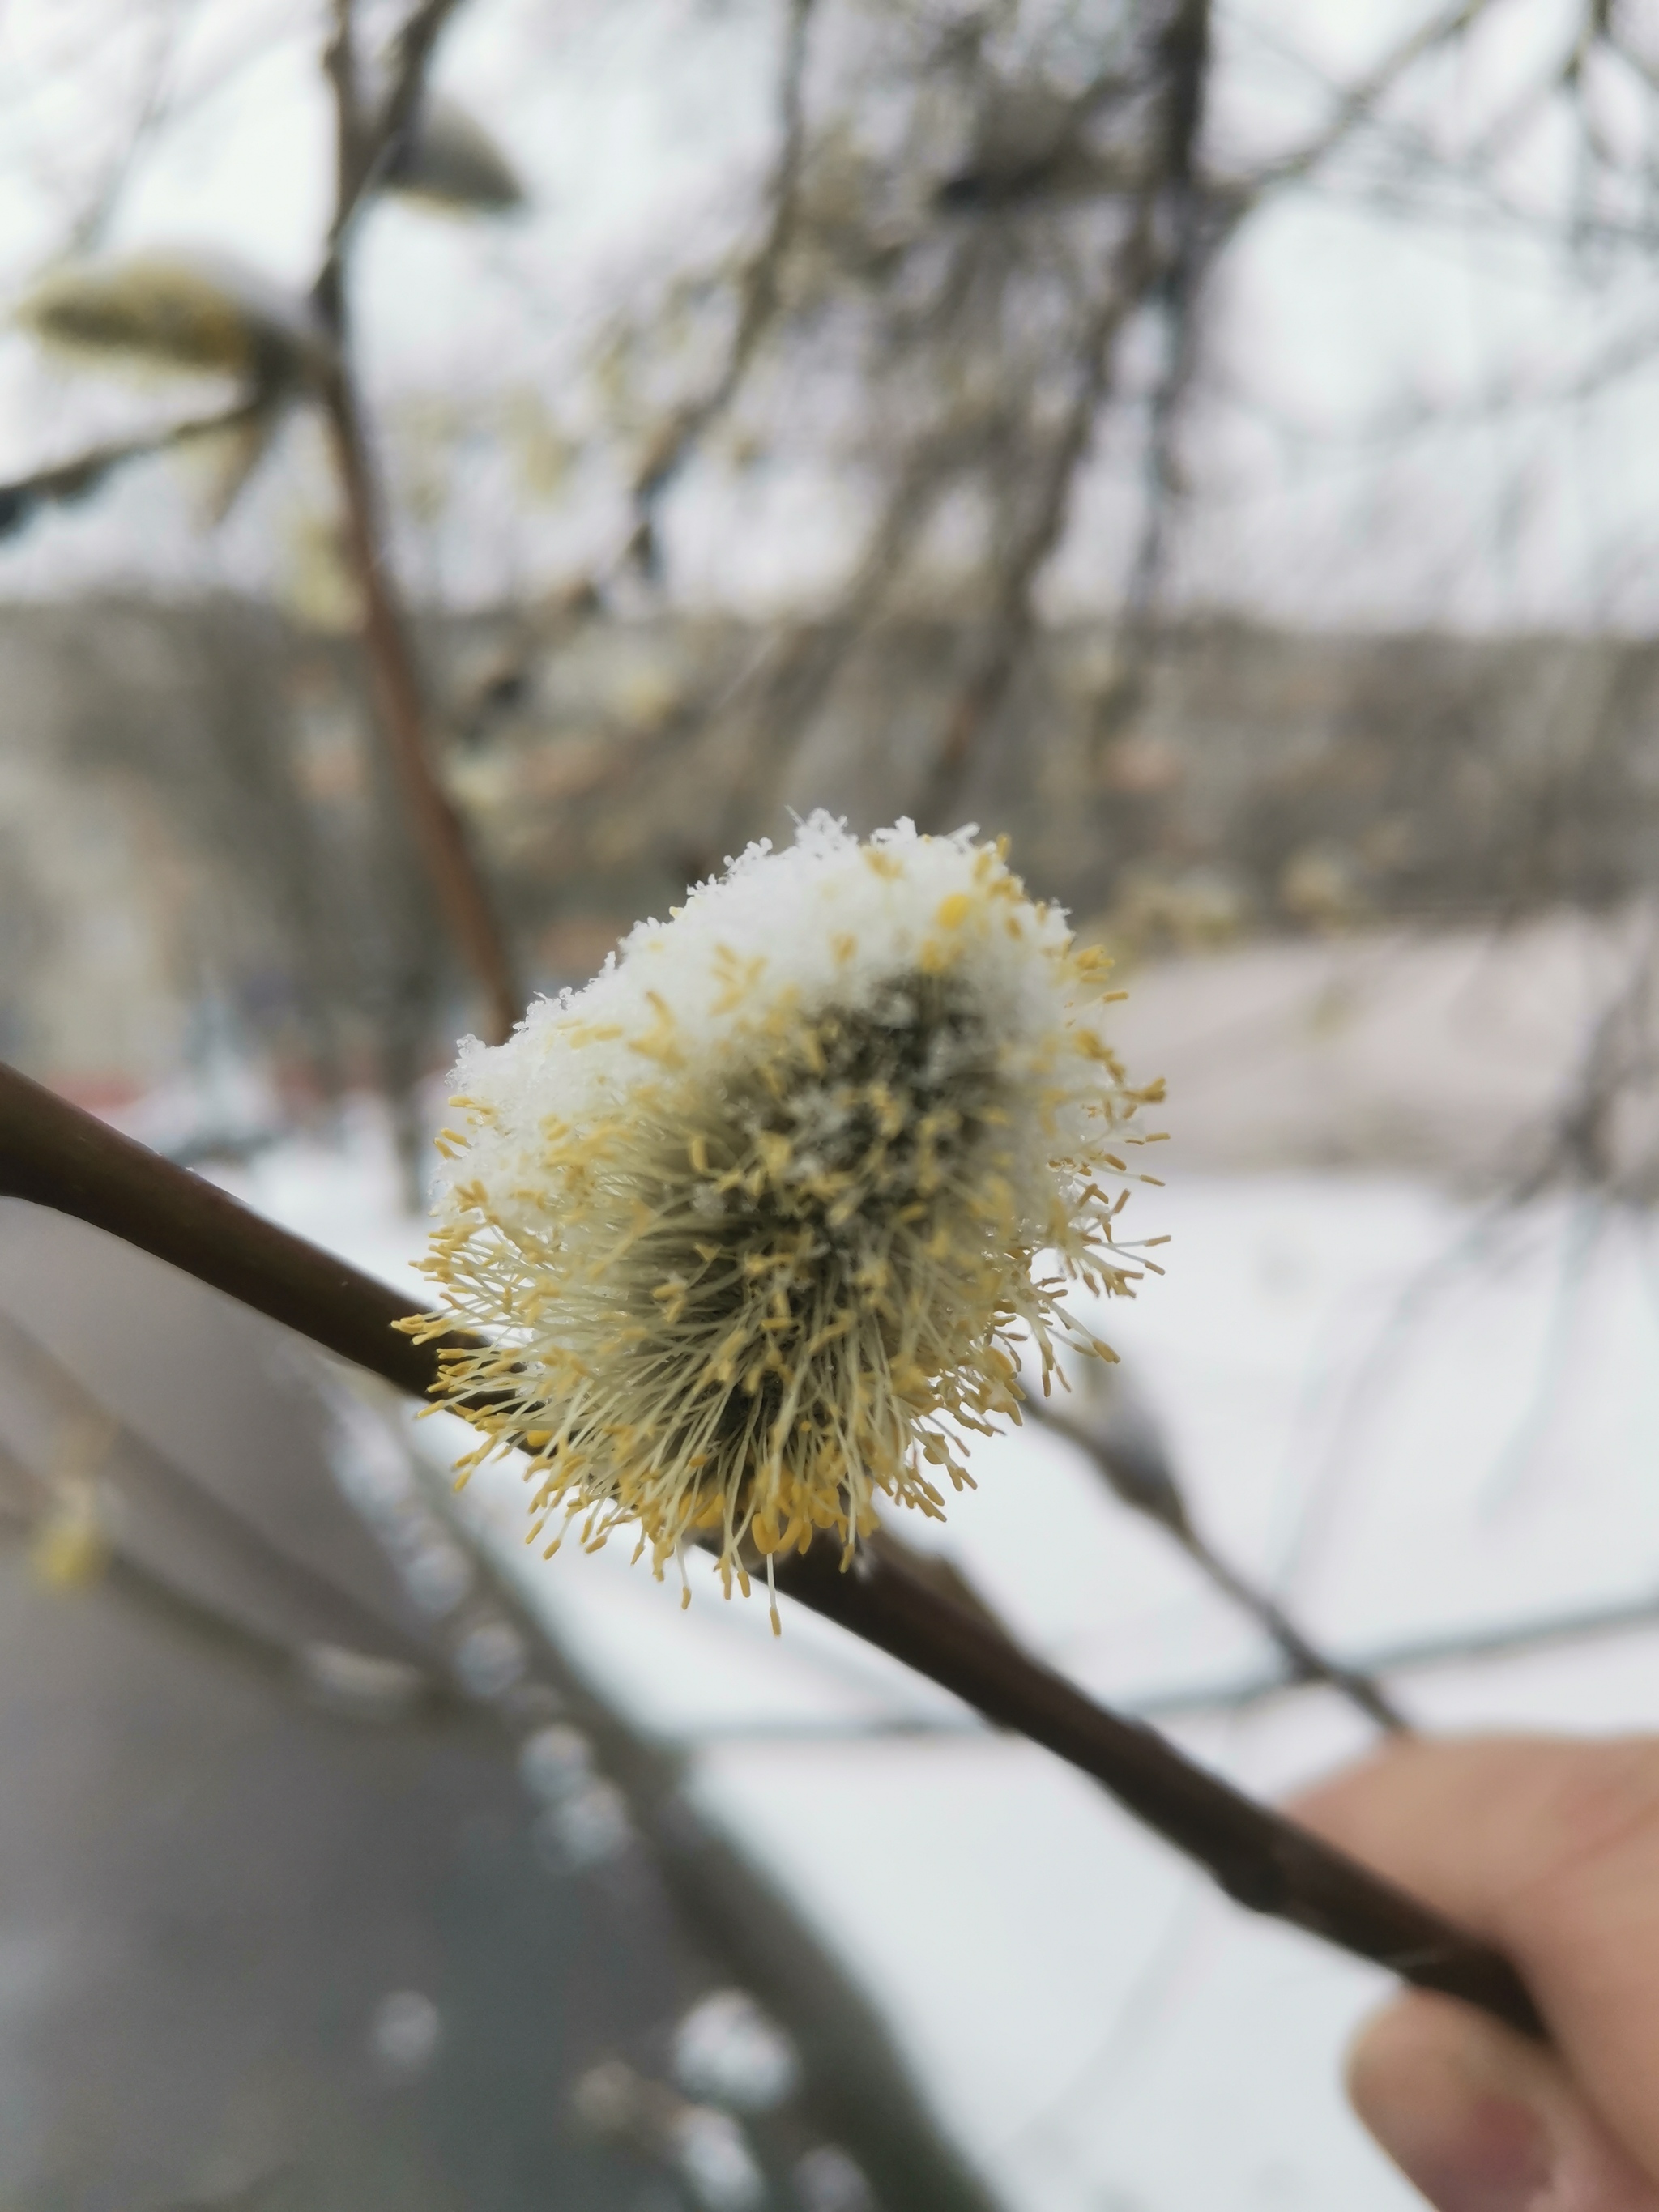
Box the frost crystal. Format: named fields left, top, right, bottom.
left=407, top=815, right=1166, bottom=1625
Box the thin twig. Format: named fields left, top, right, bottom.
left=640, top=1550, right=1659, bottom=1734
left=1222, top=0, right=1499, bottom=204
left=1133, top=1588, right=1659, bottom=1722
left=911, top=199, right=1160, bottom=829
left=0, top=1059, right=1543, bottom=2043
left=0, top=1414, right=467, bottom=1724
left=911, top=0, right=1508, bottom=828
left=913, top=0, right=1205, bottom=829
left=1174, top=1521, right=1410, bottom=1731
left=1124, top=0, right=1213, bottom=618
left=628, top=0, right=817, bottom=576
left=1034, top=1387, right=1410, bottom=1733
left=68, top=0, right=201, bottom=255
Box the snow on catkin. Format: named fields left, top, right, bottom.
left=404, top=814, right=1166, bottom=1627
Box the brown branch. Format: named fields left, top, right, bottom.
left=313, top=0, right=522, bottom=1046
left=1125, top=0, right=1215, bottom=616
left=318, top=361, right=522, bottom=1042
left=0, top=1061, right=473, bottom=1394
left=769, top=1538, right=1537, bottom=2035
left=0, top=1059, right=1544, bottom=2043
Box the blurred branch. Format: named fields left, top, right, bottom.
left=1034, top=1381, right=1409, bottom=1733
left=5, top=1, right=518, bottom=1051
left=628, top=0, right=818, bottom=578
left=317, top=363, right=522, bottom=1045
left=320, top=0, right=467, bottom=295
left=911, top=244, right=1158, bottom=831
left=1126, top=0, right=1212, bottom=616
left=69, top=0, right=198, bottom=254
left=750, top=431, right=965, bottom=794
left=915, top=1, right=1212, bottom=825
left=314, top=0, right=522, bottom=1046
left=0, top=1310, right=444, bottom=1673
left=0, top=394, right=268, bottom=541
left=608, top=0, right=1535, bottom=839
left=1132, top=1583, right=1659, bottom=1720
left=913, top=228, right=1155, bottom=825
left=1121, top=0, right=1505, bottom=642
left=0, top=1430, right=463, bottom=1727
left=1506, top=920, right=1659, bottom=1202
left=0, top=1059, right=1543, bottom=2044
left=1215, top=305, right=1659, bottom=457
left=1230, top=0, right=1498, bottom=202
left=390, top=1407, right=1005, bottom=2212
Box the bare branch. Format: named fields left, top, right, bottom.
left=0, top=1059, right=1545, bottom=2048
left=1, top=1308, right=444, bottom=1670
left=318, top=362, right=524, bottom=1042
left=912, top=179, right=1161, bottom=826
left=69, top=0, right=197, bottom=255
left=313, top=0, right=523, bottom=1046
left=1034, top=1382, right=1409, bottom=1733
left=1125, top=0, right=1213, bottom=615
left=318, top=0, right=467, bottom=302
left=1135, top=1588, right=1659, bottom=1723
left=1227, top=0, right=1499, bottom=203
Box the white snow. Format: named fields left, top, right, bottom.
left=197, top=1017, right=1659, bottom=2211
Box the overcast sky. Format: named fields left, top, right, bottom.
left=1, top=0, right=1657, bottom=632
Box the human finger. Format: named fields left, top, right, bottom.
left=1292, top=1735, right=1659, bottom=2182
left=1343, top=1987, right=1659, bottom=2209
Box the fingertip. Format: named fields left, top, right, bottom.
left=1344, top=1993, right=1659, bottom=2210
left=1345, top=1994, right=1552, bottom=2209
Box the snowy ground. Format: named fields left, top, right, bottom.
left=184, top=1041, right=1659, bottom=2212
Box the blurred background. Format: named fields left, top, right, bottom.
left=3, top=0, right=1659, bottom=2205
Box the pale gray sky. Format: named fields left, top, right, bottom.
left=2, top=0, right=1657, bottom=631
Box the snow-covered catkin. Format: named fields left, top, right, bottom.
left=402, top=816, right=1166, bottom=1626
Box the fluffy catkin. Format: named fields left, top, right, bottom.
left=403, top=816, right=1166, bottom=1623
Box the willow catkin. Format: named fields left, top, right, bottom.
left=403, top=816, right=1166, bottom=1628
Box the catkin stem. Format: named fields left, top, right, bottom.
left=0, top=1059, right=1543, bottom=2043
left=770, top=1539, right=1538, bottom=2035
